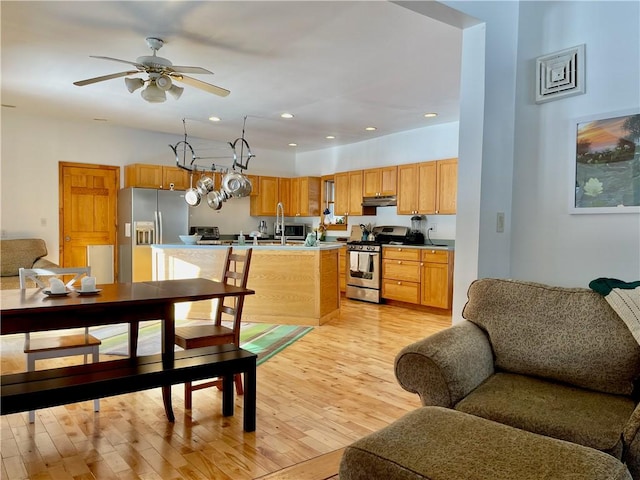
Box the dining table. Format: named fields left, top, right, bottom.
left=1, top=277, right=255, bottom=423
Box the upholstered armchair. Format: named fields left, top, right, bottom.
left=0, top=239, right=59, bottom=290
left=395, top=278, right=640, bottom=478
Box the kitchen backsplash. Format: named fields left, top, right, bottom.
left=188, top=196, right=456, bottom=240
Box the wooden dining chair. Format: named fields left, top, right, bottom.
left=19, top=267, right=101, bottom=423
left=174, top=247, right=253, bottom=409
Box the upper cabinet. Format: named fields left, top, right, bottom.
left=397, top=158, right=457, bottom=215
left=125, top=164, right=190, bottom=190
left=248, top=175, right=320, bottom=217
left=250, top=176, right=279, bottom=216
left=334, top=170, right=367, bottom=217
left=363, top=166, right=397, bottom=197
left=436, top=159, right=458, bottom=215
left=290, top=177, right=321, bottom=217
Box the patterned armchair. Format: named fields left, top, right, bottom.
left=395, top=278, right=640, bottom=478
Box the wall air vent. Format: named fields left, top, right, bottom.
left=535, top=44, right=585, bottom=104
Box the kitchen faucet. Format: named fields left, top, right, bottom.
left=276, top=202, right=286, bottom=245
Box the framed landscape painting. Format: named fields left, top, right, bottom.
left=571, top=109, right=640, bottom=214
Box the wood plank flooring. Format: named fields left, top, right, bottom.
left=1, top=297, right=450, bottom=479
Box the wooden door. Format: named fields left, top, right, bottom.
left=258, top=176, right=279, bottom=216
left=417, top=162, right=437, bottom=214
left=436, top=158, right=458, bottom=214
left=59, top=162, right=119, bottom=273
left=397, top=164, right=418, bottom=214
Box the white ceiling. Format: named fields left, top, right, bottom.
left=1, top=1, right=462, bottom=156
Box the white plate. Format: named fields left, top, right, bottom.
left=43, top=290, right=70, bottom=297
left=77, top=289, right=102, bottom=295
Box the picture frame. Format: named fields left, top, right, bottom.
left=570, top=109, right=640, bottom=214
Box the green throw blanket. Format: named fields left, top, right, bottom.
left=589, top=277, right=640, bottom=345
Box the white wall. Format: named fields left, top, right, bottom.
left=510, top=1, right=640, bottom=285
left=0, top=109, right=295, bottom=262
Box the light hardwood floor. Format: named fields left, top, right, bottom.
left=1, top=298, right=451, bottom=479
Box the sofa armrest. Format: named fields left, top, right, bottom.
left=32, top=258, right=59, bottom=269
left=394, top=321, right=495, bottom=408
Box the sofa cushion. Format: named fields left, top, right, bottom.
left=455, top=372, right=635, bottom=457
left=462, top=278, right=640, bottom=395
left=0, top=239, right=49, bottom=277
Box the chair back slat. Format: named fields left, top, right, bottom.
left=215, top=248, right=252, bottom=341
left=19, top=267, right=91, bottom=290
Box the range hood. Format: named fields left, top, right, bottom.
left=362, top=195, right=397, bottom=207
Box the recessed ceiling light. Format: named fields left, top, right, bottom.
left=365, top=126, right=377, bottom=131
left=325, top=135, right=336, bottom=139
left=281, top=113, right=294, bottom=119
left=424, top=112, right=438, bottom=118
left=208, top=116, right=221, bottom=122
left=288, top=143, right=298, bottom=147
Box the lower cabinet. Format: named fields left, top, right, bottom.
left=382, top=247, right=421, bottom=304
left=382, top=246, right=454, bottom=309
left=421, top=249, right=454, bottom=309
left=338, top=245, right=347, bottom=293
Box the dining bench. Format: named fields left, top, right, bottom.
left=1, top=344, right=257, bottom=431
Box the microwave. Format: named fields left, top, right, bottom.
left=274, top=223, right=307, bottom=240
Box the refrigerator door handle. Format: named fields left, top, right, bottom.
left=158, top=210, right=163, bottom=244
left=154, top=211, right=160, bottom=244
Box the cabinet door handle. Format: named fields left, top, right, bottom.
left=397, top=281, right=402, bottom=285
left=397, top=261, right=402, bottom=264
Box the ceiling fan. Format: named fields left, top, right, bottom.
left=73, top=37, right=230, bottom=102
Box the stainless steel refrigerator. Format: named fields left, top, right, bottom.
left=118, top=188, right=189, bottom=282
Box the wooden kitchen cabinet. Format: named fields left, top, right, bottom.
left=246, top=174, right=259, bottom=196
left=436, top=158, right=458, bottom=214
left=334, top=170, right=365, bottom=216
left=338, top=245, right=347, bottom=293
left=382, top=246, right=421, bottom=304
left=397, top=159, right=457, bottom=215
left=125, top=163, right=190, bottom=190
left=278, top=177, right=292, bottom=216
left=363, top=166, right=397, bottom=197
left=420, top=249, right=454, bottom=309
left=250, top=176, right=279, bottom=216
left=290, top=176, right=321, bottom=216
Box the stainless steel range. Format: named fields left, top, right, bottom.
left=346, top=226, right=423, bottom=304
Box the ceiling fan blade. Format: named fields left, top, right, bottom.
left=90, top=55, right=145, bottom=70
left=172, top=74, right=230, bottom=97
left=73, top=70, right=139, bottom=86
left=169, top=66, right=214, bottom=75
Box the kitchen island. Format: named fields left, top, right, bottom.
left=152, top=243, right=342, bottom=326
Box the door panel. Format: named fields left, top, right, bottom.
left=60, top=163, right=119, bottom=271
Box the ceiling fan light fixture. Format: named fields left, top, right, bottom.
left=156, top=74, right=172, bottom=91
left=140, top=81, right=166, bottom=103
left=124, top=77, right=144, bottom=93
left=168, top=84, right=184, bottom=100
